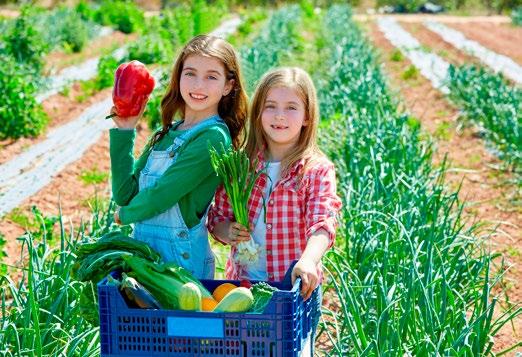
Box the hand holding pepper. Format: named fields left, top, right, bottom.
left=109, top=105, right=146, bottom=129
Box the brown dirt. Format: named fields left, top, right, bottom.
left=0, top=86, right=113, bottom=166
left=44, top=32, right=137, bottom=74
left=365, top=20, right=521, bottom=353
left=0, top=9, right=18, bottom=18
left=447, top=22, right=522, bottom=65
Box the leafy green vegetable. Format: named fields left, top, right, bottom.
left=123, top=256, right=212, bottom=310
left=250, top=282, right=278, bottom=313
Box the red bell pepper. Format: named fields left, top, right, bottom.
left=110, top=60, right=155, bottom=118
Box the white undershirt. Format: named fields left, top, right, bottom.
left=242, top=161, right=281, bottom=280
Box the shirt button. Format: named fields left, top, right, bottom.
left=268, top=273, right=274, bottom=279
left=266, top=223, right=272, bottom=230
left=169, top=151, right=175, bottom=158
left=269, top=199, right=274, bottom=205
left=182, top=252, right=190, bottom=259
left=267, top=250, right=272, bottom=255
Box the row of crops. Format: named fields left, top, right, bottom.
left=447, top=65, right=521, bottom=174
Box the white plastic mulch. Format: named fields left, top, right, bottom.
left=0, top=17, right=241, bottom=218
left=377, top=17, right=450, bottom=93
left=0, top=99, right=114, bottom=218
left=424, top=20, right=522, bottom=84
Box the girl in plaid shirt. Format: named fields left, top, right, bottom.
left=207, top=67, right=342, bottom=301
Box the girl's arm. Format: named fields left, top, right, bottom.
left=110, top=129, right=147, bottom=206
left=109, top=105, right=149, bottom=206
left=291, top=229, right=329, bottom=300
left=292, top=160, right=342, bottom=300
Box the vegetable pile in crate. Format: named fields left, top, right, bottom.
left=98, top=272, right=319, bottom=356
left=75, top=231, right=280, bottom=314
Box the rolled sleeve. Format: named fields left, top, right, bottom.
left=304, top=162, right=342, bottom=249
left=206, top=184, right=234, bottom=245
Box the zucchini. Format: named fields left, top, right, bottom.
left=213, top=287, right=253, bottom=313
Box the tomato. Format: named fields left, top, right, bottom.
left=239, top=279, right=252, bottom=289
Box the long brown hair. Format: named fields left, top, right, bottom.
left=245, top=67, right=323, bottom=176
left=150, top=35, right=248, bottom=149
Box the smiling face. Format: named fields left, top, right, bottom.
left=180, top=54, right=234, bottom=121
left=261, top=86, right=308, bottom=160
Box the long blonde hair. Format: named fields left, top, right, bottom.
left=245, top=67, right=323, bottom=176
left=150, top=35, right=248, bottom=149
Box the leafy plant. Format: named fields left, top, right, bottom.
left=161, top=5, right=192, bottom=45
left=0, top=55, right=48, bottom=139
left=513, top=6, right=522, bottom=25
left=60, top=11, right=89, bottom=53
left=447, top=64, right=521, bottom=173
left=6, top=208, right=35, bottom=228
left=95, top=0, right=145, bottom=34
left=96, top=54, right=120, bottom=89
left=80, top=167, right=110, bottom=186
left=240, top=5, right=302, bottom=94
left=0, top=234, right=6, bottom=276
left=0, top=201, right=118, bottom=355
left=145, top=69, right=170, bottom=131
left=401, top=64, right=419, bottom=80
left=314, top=5, right=521, bottom=354
left=3, top=11, right=47, bottom=72
left=389, top=48, right=403, bottom=61
left=127, top=34, right=174, bottom=64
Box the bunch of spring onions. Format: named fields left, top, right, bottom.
left=209, top=144, right=264, bottom=265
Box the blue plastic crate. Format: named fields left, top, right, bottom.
left=98, top=271, right=320, bottom=356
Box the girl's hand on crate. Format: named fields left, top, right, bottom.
left=291, top=258, right=319, bottom=301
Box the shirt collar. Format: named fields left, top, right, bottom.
left=254, top=149, right=306, bottom=180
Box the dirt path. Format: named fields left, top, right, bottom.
left=447, top=22, right=522, bottom=65
left=364, top=20, right=521, bottom=353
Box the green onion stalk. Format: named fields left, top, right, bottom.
left=209, top=143, right=265, bottom=266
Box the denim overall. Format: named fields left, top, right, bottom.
left=133, top=115, right=228, bottom=279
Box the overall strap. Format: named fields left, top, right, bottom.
left=168, top=116, right=230, bottom=156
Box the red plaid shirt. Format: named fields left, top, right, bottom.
left=207, top=151, right=342, bottom=281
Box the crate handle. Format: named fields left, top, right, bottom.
left=282, top=260, right=304, bottom=293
